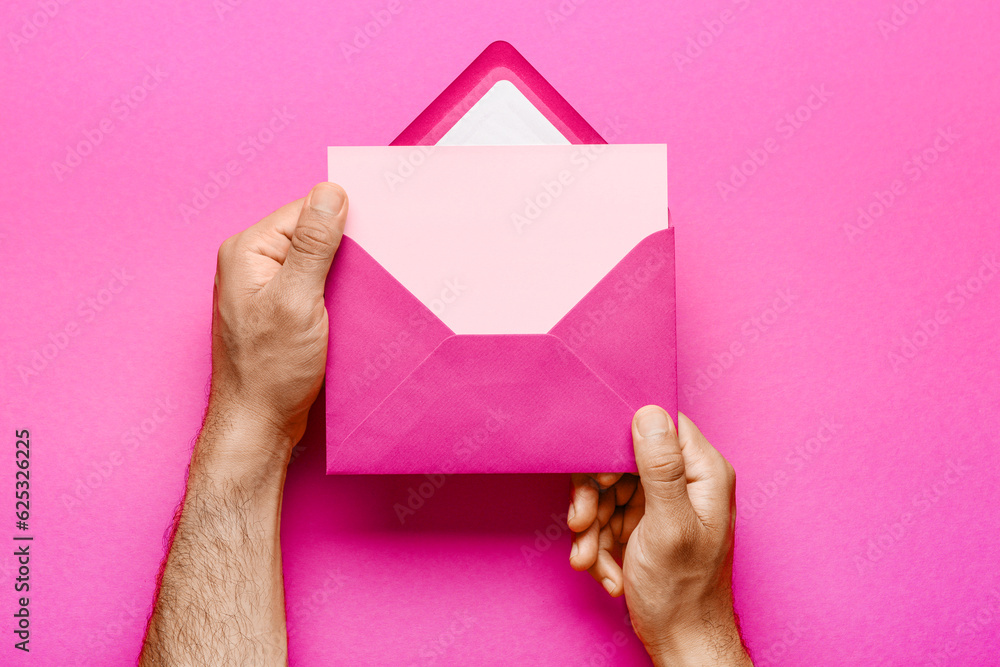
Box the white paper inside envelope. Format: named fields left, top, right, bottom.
left=437, top=80, right=572, bottom=146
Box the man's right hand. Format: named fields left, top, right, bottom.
left=568, top=407, right=753, bottom=666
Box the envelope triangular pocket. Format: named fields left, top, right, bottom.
left=324, top=230, right=676, bottom=474
left=333, top=335, right=635, bottom=473
left=324, top=237, right=453, bottom=449
left=549, top=228, right=677, bottom=415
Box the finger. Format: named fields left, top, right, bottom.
left=218, top=197, right=310, bottom=279
left=594, top=472, right=623, bottom=489
left=678, top=413, right=736, bottom=530
left=675, top=412, right=730, bottom=485
left=613, top=474, right=638, bottom=507
left=608, top=506, right=624, bottom=543
left=275, top=182, right=348, bottom=296
left=597, top=482, right=617, bottom=527
left=237, top=198, right=306, bottom=264
left=570, top=517, right=600, bottom=571
left=588, top=524, right=624, bottom=596
left=632, top=405, right=695, bottom=521
left=569, top=474, right=600, bottom=532
left=620, top=479, right=645, bottom=545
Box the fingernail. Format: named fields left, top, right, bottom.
left=636, top=406, right=671, bottom=437
left=567, top=503, right=576, bottom=523
left=310, top=183, right=345, bottom=215
left=570, top=543, right=578, bottom=560
left=602, top=578, right=616, bottom=594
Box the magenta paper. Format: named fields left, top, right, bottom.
left=2, top=8, right=998, bottom=667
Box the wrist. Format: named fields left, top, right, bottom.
left=646, top=619, right=752, bottom=667
left=191, top=398, right=298, bottom=495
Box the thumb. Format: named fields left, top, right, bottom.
left=632, top=405, right=694, bottom=520
left=280, top=182, right=348, bottom=294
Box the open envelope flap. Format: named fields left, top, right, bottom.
left=324, top=236, right=453, bottom=450
left=335, top=335, right=636, bottom=474
left=392, top=41, right=605, bottom=146
left=549, top=228, right=677, bottom=417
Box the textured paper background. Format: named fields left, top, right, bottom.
left=1, top=2, right=998, bottom=665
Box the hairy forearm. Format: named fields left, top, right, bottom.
left=648, top=607, right=754, bottom=667
left=140, top=406, right=293, bottom=666
left=649, top=633, right=754, bottom=667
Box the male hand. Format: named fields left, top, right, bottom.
left=568, top=407, right=752, bottom=666
left=140, top=183, right=349, bottom=665
left=206, top=182, right=348, bottom=468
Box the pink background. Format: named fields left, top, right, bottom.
left=2, top=1, right=998, bottom=665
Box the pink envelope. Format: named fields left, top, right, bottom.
left=324, top=42, right=676, bottom=474
left=324, top=145, right=674, bottom=474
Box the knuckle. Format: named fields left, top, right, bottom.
left=646, top=450, right=685, bottom=482
left=725, top=461, right=736, bottom=485
left=670, top=520, right=701, bottom=562
left=217, top=234, right=239, bottom=262
left=293, top=221, right=335, bottom=259
left=266, top=291, right=304, bottom=324
left=717, top=458, right=736, bottom=488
